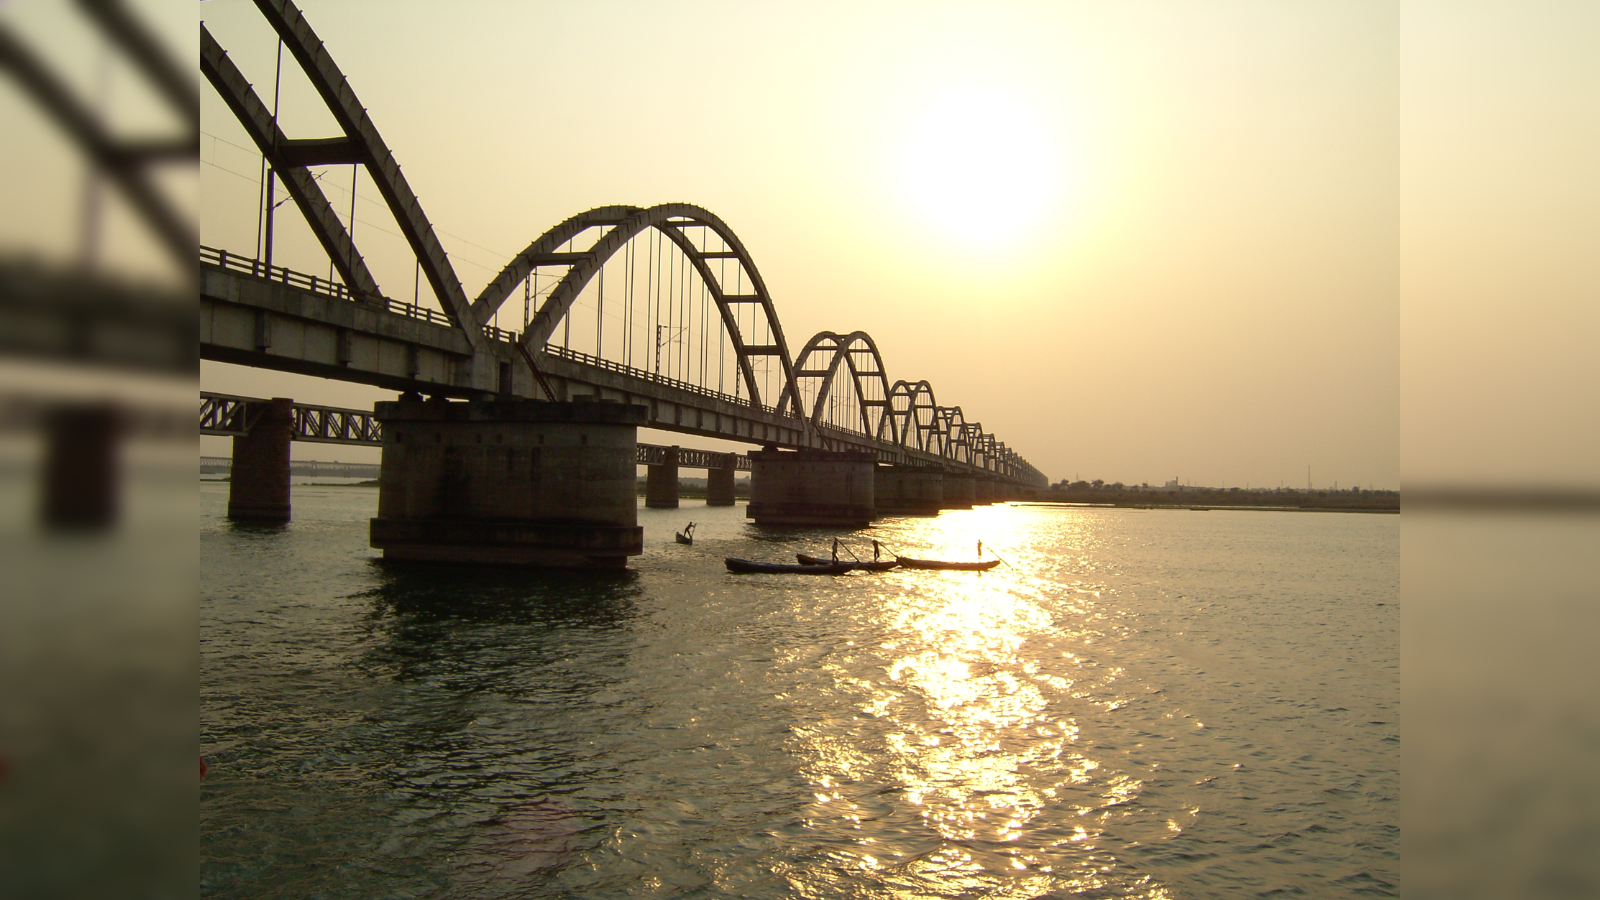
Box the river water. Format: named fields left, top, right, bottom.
left=200, top=484, right=1397, bottom=898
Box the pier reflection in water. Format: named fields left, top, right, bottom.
left=202, top=484, right=1397, bottom=898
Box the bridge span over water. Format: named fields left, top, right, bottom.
left=200, top=0, right=1045, bottom=562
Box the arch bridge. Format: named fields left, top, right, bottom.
left=199, top=0, right=1046, bottom=495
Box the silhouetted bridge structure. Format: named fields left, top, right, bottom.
left=197, top=0, right=1045, bottom=562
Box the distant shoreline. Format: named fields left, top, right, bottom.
left=1017, top=501, right=1398, bottom=514
left=1040, top=485, right=1399, bottom=513
left=199, top=478, right=1398, bottom=512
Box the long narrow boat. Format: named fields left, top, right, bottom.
left=725, top=557, right=856, bottom=575
left=796, top=553, right=899, bottom=572
left=894, top=556, right=1002, bottom=571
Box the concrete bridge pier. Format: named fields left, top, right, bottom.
left=942, top=474, right=975, bottom=510
left=747, top=448, right=876, bottom=527
left=645, top=445, right=680, bottom=509
left=706, top=454, right=738, bottom=506
left=369, top=397, right=646, bottom=567
left=228, top=396, right=294, bottom=522
left=874, top=465, right=944, bottom=516
left=974, top=479, right=997, bottom=505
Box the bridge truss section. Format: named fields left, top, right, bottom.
left=201, top=392, right=381, bottom=445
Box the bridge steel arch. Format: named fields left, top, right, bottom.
left=200, top=26, right=381, bottom=302
left=932, top=406, right=965, bottom=464
left=884, top=379, right=942, bottom=453
left=961, top=421, right=985, bottom=469
left=778, top=331, right=893, bottom=440
left=477, top=204, right=804, bottom=425
left=213, top=0, right=487, bottom=352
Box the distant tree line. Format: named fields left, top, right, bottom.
left=1045, top=480, right=1398, bottom=512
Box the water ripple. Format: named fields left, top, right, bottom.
left=202, top=487, right=1396, bottom=898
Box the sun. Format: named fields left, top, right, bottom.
left=894, top=86, right=1067, bottom=249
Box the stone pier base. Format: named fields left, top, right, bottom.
left=706, top=457, right=737, bottom=506
left=874, top=465, right=944, bottom=516
left=645, top=446, right=679, bottom=509
left=228, top=396, right=293, bottom=521
left=369, top=397, right=645, bottom=568
left=369, top=519, right=642, bottom=568
left=747, top=448, right=876, bottom=527
left=973, top=479, right=996, bottom=505
left=942, top=474, right=975, bottom=510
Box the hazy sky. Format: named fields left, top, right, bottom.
left=194, top=0, right=1411, bottom=488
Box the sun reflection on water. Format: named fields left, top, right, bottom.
left=767, top=507, right=1198, bottom=897
left=785, top=534, right=1172, bottom=894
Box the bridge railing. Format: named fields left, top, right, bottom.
left=539, top=344, right=904, bottom=456
left=540, top=343, right=785, bottom=417
left=542, top=343, right=958, bottom=461
left=202, top=246, right=520, bottom=345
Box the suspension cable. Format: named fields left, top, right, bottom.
left=562, top=235, right=571, bottom=350
left=623, top=237, right=632, bottom=368
left=697, top=231, right=704, bottom=385
left=677, top=234, right=685, bottom=379
left=652, top=226, right=661, bottom=375
left=717, top=234, right=725, bottom=395
left=736, top=259, right=744, bottom=402
left=672, top=230, right=678, bottom=377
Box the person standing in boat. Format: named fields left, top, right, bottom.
left=832, top=538, right=840, bottom=563
left=872, top=539, right=881, bottom=561
left=977, top=540, right=983, bottom=559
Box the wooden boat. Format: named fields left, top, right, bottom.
left=796, top=553, right=899, bottom=572
left=726, top=557, right=855, bottom=575
left=675, top=523, right=696, bottom=544
left=894, top=555, right=1002, bottom=571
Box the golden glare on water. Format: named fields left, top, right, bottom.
left=894, top=84, right=1070, bottom=249
left=768, top=505, right=1218, bottom=897
left=787, top=523, right=1171, bottom=894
